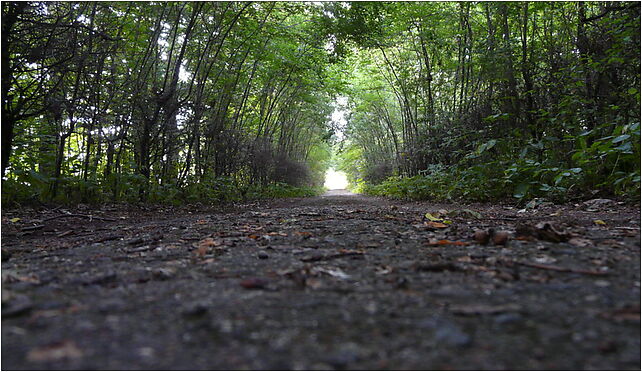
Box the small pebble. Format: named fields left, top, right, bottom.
left=257, top=251, right=269, bottom=259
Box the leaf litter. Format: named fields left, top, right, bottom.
left=1, top=195, right=639, bottom=370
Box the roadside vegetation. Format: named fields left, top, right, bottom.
left=2, top=2, right=639, bottom=205
left=335, top=2, right=640, bottom=203
left=2, top=2, right=334, bottom=205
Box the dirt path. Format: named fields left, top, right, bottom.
left=2, top=193, right=640, bottom=369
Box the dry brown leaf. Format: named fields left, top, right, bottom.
left=194, top=237, right=224, bottom=258
left=601, top=304, right=640, bottom=322
left=27, top=340, right=83, bottom=363
left=516, top=221, right=569, bottom=243
left=239, top=277, right=268, bottom=289
left=267, top=232, right=288, bottom=236
left=425, top=221, right=448, bottom=229
left=568, top=237, right=592, bottom=247
left=198, top=237, right=222, bottom=247
left=426, top=239, right=469, bottom=246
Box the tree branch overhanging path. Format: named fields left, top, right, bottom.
left=1, top=1, right=640, bottom=370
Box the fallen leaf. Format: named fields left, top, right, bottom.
left=194, top=237, right=224, bottom=258
left=196, top=237, right=222, bottom=247
left=549, top=209, right=563, bottom=216
left=593, top=219, right=607, bottom=226
left=515, top=235, right=536, bottom=241
left=568, top=237, right=592, bottom=247
left=305, top=278, right=324, bottom=289
left=2, top=271, right=40, bottom=285
left=425, top=213, right=441, bottom=222
left=9, top=218, right=20, bottom=223
left=583, top=198, right=616, bottom=211
left=516, top=222, right=569, bottom=243
left=240, top=277, right=269, bottom=289
left=338, top=248, right=365, bottom=254
left=267, top=231, right=288, bottom=236
left=313, top=267, right=351, bottom=280
left=375, top=265, right=393, bottom=275
left=448, top=209, right=481, bottom=219
left=425, top=221, right=448, bottom=229
left=600, top=304, right=640, bottom=322
left=27, top=340, right=83, bottom=363
left=426, top=239, right=469, bottom=246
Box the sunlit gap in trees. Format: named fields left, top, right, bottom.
left=325, top=96, right=350, bottom=189
left=331, top=96, right=349, bottom=141
left=324, top=169, right=348, bottom=190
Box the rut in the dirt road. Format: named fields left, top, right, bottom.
left=2, top=195, right=640, bottom=370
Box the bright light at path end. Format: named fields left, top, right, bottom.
left=324, top=169, right=348, bottom=189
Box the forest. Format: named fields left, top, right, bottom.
left=2, top=1, right=639, bottom=205
left=2, top=2, right=641, bottom=370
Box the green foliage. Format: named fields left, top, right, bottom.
left=362, top=122, right=640, bottom=202
left=3, top=2, right=639, bottom=206
left=338, top=1, right=640, bottom=203
left=2, top=2, right=336, bottom=206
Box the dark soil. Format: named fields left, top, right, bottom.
left=2, top=193, right=640, bottom=370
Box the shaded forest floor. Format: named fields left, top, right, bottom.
left=2, top=192, right=640, bottom=370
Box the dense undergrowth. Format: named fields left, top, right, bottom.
left=335, top=2, right=640, bottom=204
left=351, top=121, right=641, bottom=203
left=2, top=175, right=324, bottom=207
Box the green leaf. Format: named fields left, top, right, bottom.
left=461, top=209, right=482, bottom=219
left=513, top=183, right=530, bottom=199
left=424, top=213, right=441, bottom=221
left=612, top=134, right=630, bottom=144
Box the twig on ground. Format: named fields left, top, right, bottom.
left=21, top=225, right=45, bottom=231
left=56, top=230, right=74, bottom=238
left=42, top=214, right=116, bottom=222
left=95, top=235, right=124, bottom=243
